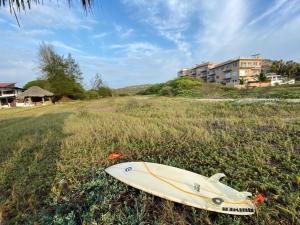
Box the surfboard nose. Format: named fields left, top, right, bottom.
left=105, top=163, right=120, bottom=175
left=105, top=162, right=136, bottom=177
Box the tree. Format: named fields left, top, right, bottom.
left=65, top=54, right=83, bottom=83
left=23, top=79, right=50, bottom=90
left=285, top=61, right=299, bottom=78
left=239, top=78, right=245, bottom=85
left=271, top=60, right=285, bottom=75
left=270, top=59, right=300, bottom=80
left=257, top=71, right=268, bottom=82
left=38, top=43, right=85, bottom=100
left=87, top=73, right=112, bottom=98
left=296, top=66, right=300, bottom=80
left=91, top=73, right=104, bottom=90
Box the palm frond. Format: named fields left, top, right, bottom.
left=0, top=0, right=94, bottom=26
left=0, top=0, right=93, bottom=11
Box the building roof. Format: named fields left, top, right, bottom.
left=0, top=82, right=16, bottom=88
left=190, top=62, right=214, bottom=70
left=207, top=57, right=263, bottom=70
left=18, top=86, right=54, bottom=98
left=211, top=59, right=239, bottom=69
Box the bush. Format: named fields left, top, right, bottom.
left=85, top=90, right=99, bottom=99
left=141, top=77, right=204, bottom=97
left=140, top=83, right=164, bottom=95
left=118, top=93, right=130, bottom=97
left=85, top=87, right=113, bottom=99
left=159, top=86, right=173, bottom=96
left=98, top=87, right=113, bottom=97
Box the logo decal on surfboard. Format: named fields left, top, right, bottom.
left=125, top=166, right=132, bottom=172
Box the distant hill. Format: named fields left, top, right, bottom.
left=114, top=84, right=153, bottom=96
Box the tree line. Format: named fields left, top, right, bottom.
left=24, top=43, right=112, bottom=102
left=270, top=60, right=300, bottom=80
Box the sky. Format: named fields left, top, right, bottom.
left=0, top=0, right=300, bottom=88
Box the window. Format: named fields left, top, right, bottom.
left=253, top=62, right=257, bottom=66
left=3, top=90, right=14, bottom=95
left=241, top=62, right=247, bottom=67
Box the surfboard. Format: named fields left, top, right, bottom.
left=105, top=162, right=255, bottom=215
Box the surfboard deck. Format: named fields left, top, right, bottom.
left=105, top=162, right=255, bottom=215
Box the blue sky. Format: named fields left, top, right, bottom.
left=1, top=0, right=300, bottom=88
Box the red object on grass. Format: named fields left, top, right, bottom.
left=253, top=194, right=265, bottom=204
left=108, top=152, right=123, bottom=160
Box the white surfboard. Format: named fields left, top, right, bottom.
left=105, top=162, right=255, bottom=215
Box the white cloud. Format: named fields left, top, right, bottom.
left=194, top=0, right=300, bottom=62
left=110, top=42, right=159, bottom=57
left=249, top=0, right=288, bottom=25
left=92, top=32, right=108, bottom=39
left=0, top=48, right=38, bottom=86
left=50, top=41, right=84, bottom=54
left=113, top=23, right=134, bottom=38
left=23, top=29, right=54, bottom=36
left=196, top=0, right=248, bottom=58
left=122, top=0, right=198, bottom=57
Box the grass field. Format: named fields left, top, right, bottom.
left=0, top=97, right=299, bottom=224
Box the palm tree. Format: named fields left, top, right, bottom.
left=285, top=60, right=299, bottom=78
left=0, top=0, right=93, bottom=26
left=271, top=60, right=285, bottom=76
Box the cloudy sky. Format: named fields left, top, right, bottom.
left=0, top=0, right=300, bottom=88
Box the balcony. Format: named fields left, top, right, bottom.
left=0, top=94, right=16, bottom=97
left=0, top=90, right=16, bottom=97
left=223, top=67, right=232, bottom=72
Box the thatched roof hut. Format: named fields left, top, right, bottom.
left=18, top=86, right=53, bottom=99
left=17, top=86, right=54, bottom=105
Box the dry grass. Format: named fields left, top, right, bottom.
left=0, top=97, right=299, bottom=224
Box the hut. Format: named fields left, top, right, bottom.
left=17, top=86, right=54, bottom=106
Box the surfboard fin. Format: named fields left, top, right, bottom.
left=208, top=173, right=226, bottom=182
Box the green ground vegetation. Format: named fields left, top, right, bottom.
left=0, top=97, right=299, bottom=224
left=114, top=84, right=153, bottom=96
left=140, top=77, right=300, bottom=99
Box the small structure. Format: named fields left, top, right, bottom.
left=17, top=86, right=54, bottom=106
left=267, top=73, right=295, bottom=86
left=0, top=82, right=23, bottom=108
